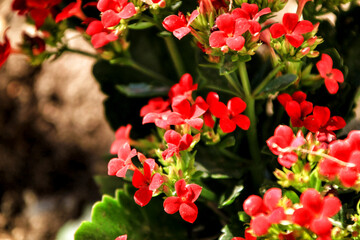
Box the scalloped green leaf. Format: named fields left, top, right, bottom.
left=75, top=189, right=187, bottom=240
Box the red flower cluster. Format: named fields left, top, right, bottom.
left=266, top=125, right=305, bottom=168
left=237, top=188, right=341, bottom=239
left=85, top=0, right=137, bottom=48
left=12, top=0, right=61, bottom=29
left=162, top=130, right=193, bottom=160
left=292, top=189, right=341, bottom=239
left=143, top=74, right=250, bottom=133
left=270, top=13, right=314, bottom=48
left=278, top=91, right=346, bottom=143
left=316, top=53, right=344, bottom=94
left=319, top=130, right=360, bottom=188
left=209, top=3, right=270, bottom=52
left=163, top=179, right=202, bottom=223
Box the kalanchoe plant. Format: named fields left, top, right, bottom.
left=2, top=0, right=360, bottom=239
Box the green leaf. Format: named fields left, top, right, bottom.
left=75, top=189, right=187, bottom=240
left=259, top=74, right=298, bottom=95
left=93, top=175, right=125, bottom=196
left=116, top=83, right=169, bottom=97
left=219, top=184, right=244, bottom=208
left=219, top=225, right=235, bottom=240
left=284, top=190, right=300, bottom=204
left=128, top=22, right=155, bottom=30
left=238, top=211, right=250, bottom=223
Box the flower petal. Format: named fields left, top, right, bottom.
left=216, top=13, right=235, bottom=35
left=282, top=13, right=298, bottom=32
left=219, top=117, right=236, bottom=133
left=163, top=196, right=181, bottom=214
left=179, top=202, right=198, bottom=223
left=209, top=31, right=227, bottom=48
left=118, top=2, right=136, bottom=19
left=134, top=187, right=153, bottom=207
left=173, top=27, right=191, bottom=40
left=270, top=23, right=286, bottom=38
left=149, top=173, right=164, bottom=191
left=293, top=20, right=313, bottom=35
left=285, top=33, right=304, bottom=48
left=226, top=36, right=245, bottom=51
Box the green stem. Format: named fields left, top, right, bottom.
left=238, top=62, right=263, bottom=185
left=205, top=85, right=239, bottom=97
left=163, top=37, right=186, bottom=78
left=252, top=64, right=284, bottom=97
left=64, top=47, right=98, bottom=59
left=130, top=60, right=172, bottom=85
left=224, top=73, right=243, bottom=97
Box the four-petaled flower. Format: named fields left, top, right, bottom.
left=55, top=0, right=86, bottom=23
left=108, top=142, right=137, bottom=177
left=162, top=10, right=199, bottom=40
left=292, top=189, right=341, bottom=239
left=86, top=20, right=118, bottom=48
left=162, top=130, right=193, bottom=160
left=140, top=97, right=170, bottom=117
left=231, top=3, right=271, bottom=35
left=270, top=13, right=314, bottom=48
left=132, top=158, right=163, bottom=207
left=209, top=96, right=250, bottom=133
left=316, top=53, right=344, bottom=94
left=266, top=125, right=305, bottom=168
left=98, top=0, right=137, bottom=28
left=168, top=73, right=198, bottom=102
left=277, top=91, right=313, bottom=127
left=163, top=179, right=202, bottom=223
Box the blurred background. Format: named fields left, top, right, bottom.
left=0, top=0, right=116, bottom=239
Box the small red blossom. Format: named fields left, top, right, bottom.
left=277, top=91, right=313, bottom=127
left=202, top=92, right=219, bottom=128
left=142, top=110, right=172, bottom=129
left=55, top=0, right=86, bottom=23
left=231, top=3, right=271, bottom=35
left=209, top=96, right=250, bottom=133
left=292, top=189, right=341, bottom=239
left=319, top=130, right=360, bottom=187
left=209, top=16, right=250, bottom=51
left=162, top=10, right=199, bottom=40
left=162, top=130, right=193, bottom=160
left=167, top=97, right=208, bottom=130
left=168, top=73, right=198, bottom=102
left=243, top=188, right=286, bottom=236
left=140, top=97, right=170, bottom=117
left=22, top=33, right=46, bottom=56
left=115, top=234, right=127, bottom=240
left=132, top=158, right=163, bottom=207
left=266, top=125, right=305, bottom=168
left=108, top=142, right=137, bottom=178
left=303, top=106, right=346, bottom=137
left=98, top=0, right=136, bottom=28
left=270, top=13, right=314, bottom=48
left=110, top=124, right=132, bottom=154
left=163, top=179, right=202, bottom=223
left=0, top=30, right=11, bottom=69
left=86, top=20, right=118, bottom=48
left=316, top=53, right=344, bottom=94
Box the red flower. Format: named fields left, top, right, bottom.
left=167, top=97, right=208, bottom=130
left=110, top=124, right=132, bottom=154
left=231, top=3, right=271, bottom=35
left=209, top=96, right=250, bottom=133
left=132, top=158, right=163, bottom=207
left=140, top=97, right=170, bottom=117
left=209, top=16, right=250, bottom=51
left=108, top=142, right=137, bottom=177
left=142, top=110, right=172, bottom=129
left=303, top=106, right=346, bottom=135
left=97, top=0, right=136, bottom=28
left=316, top=53, right=344, bottom=94
left=0, top=30, right=11, bottom=69
left=55, top=0, right=86, bottom=23
left=163, top=179, right=202, bottom=223
left=243, top=188, right=286, bottom=236
left=168, top=73, right=198, bottom=102
left=22, top=33, right=46, bottom=56
left=115, top=235, right=127, bottom=240
left=86, top=20, right=118, bottom=48
left=162, top=130, right=193, bottom=160
left=292, top=189, right=341, bottom=238
left=277, top=91, right=313, bottom=127
left=162, top=10, right=199, bottom=40
left=319, top=130, right=360, bottom=187
left=266, top=125, right=305, bottom=168
left=201, top=92, right=219, bottom=128
left=270, top=13, right=314, bottom=48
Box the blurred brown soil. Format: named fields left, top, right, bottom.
left=0, top=2, right=115, bottom=239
